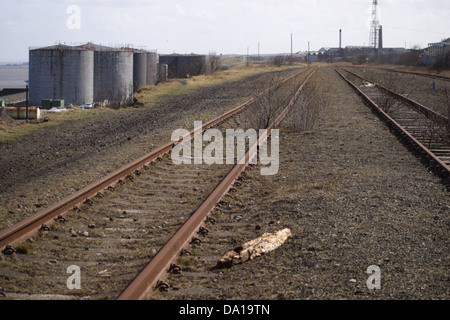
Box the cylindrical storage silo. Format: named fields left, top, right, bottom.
left=159, top=63, right=168, bottom=82
left=133, top=52, right=147, bottom=92
left=29, top=45, right=94, bottom=106
left=146, top=52, right=158, bottom=85
left=94, top=50, right=134, bottom=104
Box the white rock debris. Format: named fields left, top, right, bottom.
left=217, top=228, right=292, bottom=268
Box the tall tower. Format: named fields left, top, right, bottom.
left=369, top=0, right=380, bottom=49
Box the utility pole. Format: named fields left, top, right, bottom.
left=25, top=81, right=29, bottom=123
left=247, top=47, right=249, bottom=67
left=443, top=43, right=447, bottom=70
left=307, top=41, right=310, bottom=64
left=290, top=33, right=293, bottom=65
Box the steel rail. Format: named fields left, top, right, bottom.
left=117, top=68, right=317, bottom=300
left=342, top=68, right=449, bottom=126
left=0, top=68, right=309, bottom=253
left=336, top=68, right=450, bottom=184
left=378, top=67, right=450, bottom=82
left=347, top=66, right=450, bottom=82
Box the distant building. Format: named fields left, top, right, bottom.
left=421, top=38, right=450, bottom=66
left=306, top=52, right=319, bottom=63
left=318, top=47, right=331, bottom=54
left=158, top=54, right=206, bottom=79
left=292, top=53, right=307, bottom=62
left=28, top=43, right=158, bottom=107
left=319, top=47, right=346, bottom=62
left=427, top=38, right=450, bottom=57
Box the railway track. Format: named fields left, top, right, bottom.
left=0, top=67, right=316, bottom=300
left=378, top=67, right=450, bottom=82
left=337, top=68, right=450, bottom=188
left=348, top=65, right=450, bottom=82
left=345, top=66, right=450, bottom=117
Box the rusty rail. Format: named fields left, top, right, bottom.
left=378, top=67, right=450, bottom=82
left=336, top=68, right=450, bottom=184
left=117, top=68, right=317, bottom=300
left=0, top=68, right=309, bottom=253
left=342, top=68, right=449, bottom=126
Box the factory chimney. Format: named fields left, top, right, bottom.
left=339, top=29, right=342, bottom=48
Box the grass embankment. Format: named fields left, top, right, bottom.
left=0, top=63, right=304, bottom=143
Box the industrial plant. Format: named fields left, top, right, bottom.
left=7, top=0, right=448, bottom=113
left=28, top=43, right=206, bottom=108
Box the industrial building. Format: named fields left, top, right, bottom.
left=93, top=48, right=134, bottom=104
left=147, top=52, right=158, bottom=86
left=158, top=54, right=206, bottom=79
left=422, top=38, right=450, bottom=67
left=29, top=45, right=95, bottom=107
left=28, top=43, right=158, bottom=107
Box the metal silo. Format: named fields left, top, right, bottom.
left=133, top=52, right=147, bottom=92
left=29, top=45, right=94, bottom=106
left=94, top=49, right=134, bottom=104
left=158, top=54, right=206, bottom=79
left=146, top=51, right=158, bottom=85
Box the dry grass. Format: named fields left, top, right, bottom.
left=134, top=63, right=303, bottom=108
left=0, top=107, right=118, bottom=143
left=283, top=84, right=327, bottom=132
left=0, top=64, right=304, bottom=143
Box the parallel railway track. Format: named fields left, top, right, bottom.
left=337, top=68, right=450, bottom=188
left=0, top=67, right=316, bottom=300
left=377, top=67, right=450, bottom=82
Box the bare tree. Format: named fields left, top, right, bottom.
left=372, top=72, right=415, bottom=114
left=273, top=56, right=285, bottom=67
left=283, top=84, right=325, bottom=132
left=207, top=52, right=221, bottom=74
left=243, top=75, right=293, bottom=130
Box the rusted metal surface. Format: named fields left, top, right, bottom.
left=378, top=67, right=450, bottom=82
left=343, top=68, right=448, bottom=126
left=1, top=107, right=41, bottom=120
left=336, top=68, right=450, bottom=183
left=0, top=68, right=309, bottom=254
left=117, top=68, right=317, bottom=300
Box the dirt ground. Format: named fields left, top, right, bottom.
left=155, top=66, right=449, bottom=300
left=0, top=68, right=298, bottom=230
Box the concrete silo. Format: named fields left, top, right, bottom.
left=29, top=45, right=94, bottom=106
left=133, top=52, right=147, bottom=92
left=94, top=49, right=134, bottom=104
left=146, top=51, right=158, bottom=85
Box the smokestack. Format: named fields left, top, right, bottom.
left=378, top=25, right=383, bottom=49
left=339, top=29, right=342, bottom=48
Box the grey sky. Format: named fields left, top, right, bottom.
left=1, top=0, right=449, bottom=62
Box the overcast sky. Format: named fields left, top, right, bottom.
left=1, top=0, right=449, bottom=62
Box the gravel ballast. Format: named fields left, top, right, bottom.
left=156, top=66, right=449, bottom=300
